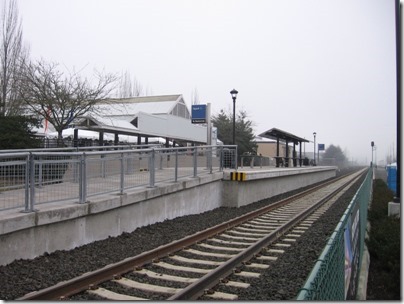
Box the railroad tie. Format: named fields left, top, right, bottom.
left=87, top=287, right=147, bottom=301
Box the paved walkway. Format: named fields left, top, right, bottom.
left=0, top=166, right=224, bottom=212
left=0, top=164, right=338, bottom=213
left=1, top=164, right=315, bottom=213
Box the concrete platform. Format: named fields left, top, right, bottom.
left=0, top=166, right=338, bottom=266
left=222, top=166, right=338, bottom=207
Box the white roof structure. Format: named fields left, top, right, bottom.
left=95, top=95, right=186, bottom=118
left=76, top=94, right=209, bottom=144
left=254, top=136, right=276, bottom=143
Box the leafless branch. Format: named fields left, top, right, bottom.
left=18, top=59, right=117, bottom=140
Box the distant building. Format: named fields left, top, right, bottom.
left=43, top=94, right=216, bottom=147
left=255, top=136, right=292, bottom=159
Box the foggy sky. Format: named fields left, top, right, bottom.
left=17, top=0, right=399, bottom=164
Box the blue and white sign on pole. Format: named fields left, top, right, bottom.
left=318, top=144, right=325, bottom=151
left=191, top=104, right=207, bottom=124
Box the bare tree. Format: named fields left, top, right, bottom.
left=0, top=0, right=29, bottom=117
left=132, top=76, right=144, bottom=97
left=117, top=70, right=146, bottom=98
left=118, top=70, right=133, bottom=98
left=18, top=59, right=117, bottom=144
left=191, top=87, right=200, bottom=105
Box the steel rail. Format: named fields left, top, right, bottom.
left=17, top=170, right=364, bottom=300
left=169, top=172, right=363, bottom=300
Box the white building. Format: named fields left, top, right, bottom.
left=52, top=94, right=215, bottom=146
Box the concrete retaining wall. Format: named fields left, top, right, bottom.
left=222, top=167, right=337, bottom=207
left=0, top=167, right=337, bottom=266
left=0, top=173, right=223, bottom=266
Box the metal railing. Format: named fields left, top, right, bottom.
left=296, top=167, right=373, bottom=300
left=0, top=145, right=237, bottom=212
left=240, top=155, right=271, bottom=168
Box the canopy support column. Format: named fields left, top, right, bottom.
left=74, top=129, right=78, bottom=148
left=299, top=141, right=303, bottom=167
left=99, top=132, right=104, bottom=146
left=276, top=137, right=280, bottom=167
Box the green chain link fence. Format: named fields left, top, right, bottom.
left=297, top=168, right=373, bottom=300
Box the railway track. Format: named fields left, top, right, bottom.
left=18, top=169, right=366, bottom=301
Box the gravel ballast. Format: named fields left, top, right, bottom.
left=0, top=168, right=366, bottom=300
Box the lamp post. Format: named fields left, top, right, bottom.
left=371, top=141, right=374, bottom=167
left=230, top=89, right=238, bottom=145
left=313, top=132, right=316, bottom=166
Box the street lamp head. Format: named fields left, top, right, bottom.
left=230, top=89, right=238, bottom=100
left=313, top=132, right=316, bottom=136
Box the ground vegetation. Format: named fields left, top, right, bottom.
left=0, top=115, right=41, bottom=149
left=366, top=179, right=400, bottom=300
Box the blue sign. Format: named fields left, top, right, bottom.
left=191, top=104, right=207, bottom=123
left=318, top=144, right=325, bottom=151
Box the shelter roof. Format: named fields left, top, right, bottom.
left=258, top=128, right=309, bottom=144
left=70, top=94, right=206, bottom=143
left=77, top=115, right=146, bottom=137
left=95, top=95, right=182, bottom=116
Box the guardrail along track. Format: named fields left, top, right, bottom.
left=18, top=170, right=366, bottom=301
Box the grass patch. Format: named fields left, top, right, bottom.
left=366, top=179, right=400, bottom=300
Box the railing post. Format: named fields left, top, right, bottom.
left=79, top=153, right=87, bottom=203
left=24, top=154, right=29, bottom=212
left=101, top=152, right=106, bottom=178
left=208, top=146, right=213, bottom=174
left=175, top=149, right=178, bottom=182
left=159, top=153, right=163, bottom=170
left=23, top=153, right=33, bottom=212
left=193, top=147, right=198, bottom=177
left=219, top=146, right=224, bottom=171
left=120, top=152, right=124, bottom=195
left=38, top=154, right=43, bottom=188
left=148, top=149, right=155, bottom=187
left=73, top=154, right=79, bottom=183
left=29, top=153, right=35, bottom=212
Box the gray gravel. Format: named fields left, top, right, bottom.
left=0, top=167, right=365, bottom=300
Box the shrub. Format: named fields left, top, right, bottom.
left=0, top=116, right=42, bottom=149
left=366, top=179, right=400, bottom=300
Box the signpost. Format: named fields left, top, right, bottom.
left=191, top=103, right=212, bottom=146
left=191, top=105, right=207, bottom=124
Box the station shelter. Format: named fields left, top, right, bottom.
left=258, top=128, right=309, bottom=167
left=44, top=95, right=215, bottom=148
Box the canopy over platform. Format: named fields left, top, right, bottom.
left=43, top=95, right=208, bottom=147
left=258, top=128, right=310, bottom=167
left=258, top=128, right=309, bottom=145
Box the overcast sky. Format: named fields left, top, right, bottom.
left=17, top=0, right=398, bottom=164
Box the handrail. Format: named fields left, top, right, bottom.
left=0, top=145, right=237, bottom=212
